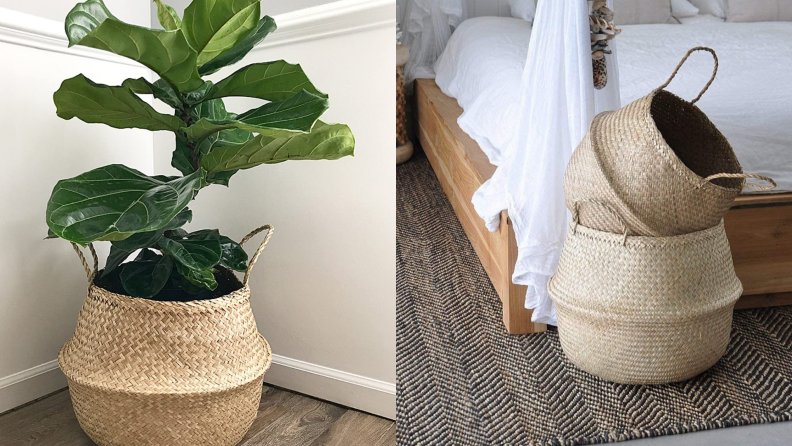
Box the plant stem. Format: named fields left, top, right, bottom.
left=178, top=105, right=201, bottom=172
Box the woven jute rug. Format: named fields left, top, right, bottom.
left=396, top=152, right=792, bottom=445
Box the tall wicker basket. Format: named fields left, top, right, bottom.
left=59, top=226, right=275, bottom=446
left=548, top=202, right=742, bottom=384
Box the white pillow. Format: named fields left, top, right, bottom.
left=677, top=13, right=725, bottom=24
left=509, top=0, right=535, bottom=22
left=726, top=0, right=792, bottom=22
left=671, top=0, right=700, bottom=18
left=613, top=0, right=674, bottom=25
left=689, top=0, right=726, bottom=18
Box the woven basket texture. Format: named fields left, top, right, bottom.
left=548, top=219, right=743, bottom=384
left=397, top=65, right=409, bottom=146
left=562, top=47, right=772, bottom=237
left=58, top=268, right=272, bottom=446
left=564, top=87, right=745, bottom=237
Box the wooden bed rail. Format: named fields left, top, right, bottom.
left=415, top=78, right=792, bottom=335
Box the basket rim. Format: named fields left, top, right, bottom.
left=568, top=218, right=727, bottom=247
left=548, top=281, right=742, bottom=321
left=591, top=90, right=742, bottom=194
left=87, top=268, right=249, bottom=314
left=58, top=334, right=273, bottom=396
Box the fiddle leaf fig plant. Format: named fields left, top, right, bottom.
left=46, top=0, right=355, bottom=299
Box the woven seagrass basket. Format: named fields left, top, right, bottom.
left=548, top=201, right=742, bottom=384
left=565, top=47, right=775, bottom=237
left=59, top=226, right=275, bottom=446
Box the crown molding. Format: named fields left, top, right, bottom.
left=0, top=7, right=141, bottom=67
left=0, top=0, right=395, bottom=65
left=255, top=0, right=395, bottom=50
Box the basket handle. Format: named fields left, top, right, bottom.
left=239, top=225, right=274, bottom=287
left=71, top=242, right=98, bottom=283
left=571, top=199, right=630, bottom=245
left=655, top=46, right=718, bottom=104
left=700, top=173, right=777, bottom=191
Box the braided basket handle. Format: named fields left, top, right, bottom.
left=572, top=199, right=630, bottom=245
left=701, top=173, right=777, bottom=191
left=71, top=243, right=98, bottom=283
left=655, top=46, right=718, bottom=104
left=239, top=225, right=274, bottom=287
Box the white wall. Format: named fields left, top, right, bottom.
left=152, top=0, right=396, bottom=418
left=0, top=0, right=150, bottom=27
left=151, top=0, right=343, bottom=28
left=0, top=7, right=153, bottom=411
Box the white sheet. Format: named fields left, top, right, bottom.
left=435, top=18, right=792, bottom=192
left=470, top=1, right=621, bottom=325
left=435, top=17, right=531, bottom=165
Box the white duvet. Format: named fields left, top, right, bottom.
left=435, top=17, right=792, bottom=191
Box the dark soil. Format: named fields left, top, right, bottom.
left=93, top=267, right=244, bottom=302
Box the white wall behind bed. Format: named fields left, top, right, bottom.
left=397, top=0, right=511, bottom=25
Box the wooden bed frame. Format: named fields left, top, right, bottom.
left=415, top=79, right=792, bottom=335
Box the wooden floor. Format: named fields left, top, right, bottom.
left=0, top=386, right=395, bottom=445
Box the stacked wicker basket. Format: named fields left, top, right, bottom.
left=549, top=47, right=776, bottom=384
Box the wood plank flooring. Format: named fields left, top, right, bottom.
left=0, top=386, right=394, bottom=445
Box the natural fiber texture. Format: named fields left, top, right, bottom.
left=397, top=65, right=409, bottom=146
left=397, top=153, right=792, bottom=445
left=60, top=227, right=275, bottom=446
left=564, top=47, right=764, bottom=236
left=549, top=215, right=742, bottom=384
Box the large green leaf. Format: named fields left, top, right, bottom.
left=109, top=207, right=191, bottom=252
left=205, top=169, right=239, bottom=186
left=111, top=229, right=164, bottom=251
left=174, top=261, right=218, bottom=290
left=172, top=138, right=195, bottom=176
left=65, top=0, right=203, bottom=92
left=183, top=81, right=215, bottom=106
left=188, top=98, right=254, bottom=153
left=46, top=166, right=202, bottom=245
left=120, top=252, right=174, bottom=297
left=182, top=0, right=261, bottom=66
left=202, top=121, right=354, bottom=173
left=122, top=77, right=182, bottom=109
left=184, top=90, right=328, bottom=142
left=174, top=97, right=253, bottom=180
left=187, top=229, right=248, bottom=271
left=55, top=75, right=185, bottom=132
left=206, top=60, right=325, bottom=102
left=158, top=235, right=222, bottom=271
left=154, top=0, right=181, bottom=30
left=219, top=235, right=247, bottom=271
left=103, top=244, right=132, bottom=276
left=188, top=97, right=228, bottom=122
left=198, top=16, right=276, bottom=76
left=165, top=208, right=194, bottom=230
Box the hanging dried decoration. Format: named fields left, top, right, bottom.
left=590, top=0, right=621, bottom=89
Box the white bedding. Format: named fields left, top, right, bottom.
left=435, top=17, right=792, bottom=191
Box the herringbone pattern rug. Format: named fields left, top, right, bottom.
left=396, top=152, right=792, bottom=445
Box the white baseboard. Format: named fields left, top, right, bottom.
left=0, top=360, right=66, bottom=414
left=0, top=357, right=395, bottom=420
left=265, top=354, right=395, bottom=420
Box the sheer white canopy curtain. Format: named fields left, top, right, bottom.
left=401, top=0, right=467, bottom=86
left=473, top=0, right=620, bottom=325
